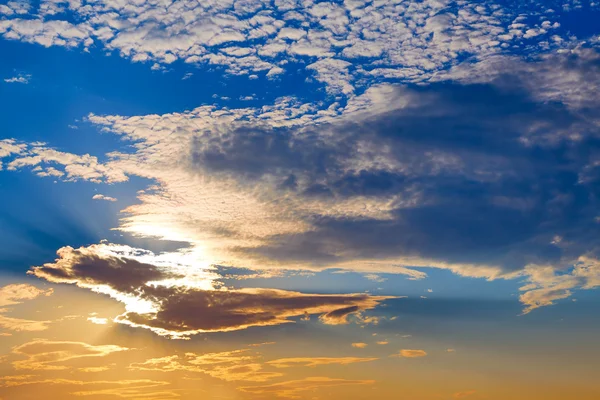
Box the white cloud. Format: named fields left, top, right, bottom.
left=4, top=73, right=30, bottom=84
left=93, top=194, right=117, bottom=202
left=0, top=0, right=581, bottom=95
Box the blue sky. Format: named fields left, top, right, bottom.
left=0, top=0, right=599, bottom=320
left=1, top=1, right=600, bottom=399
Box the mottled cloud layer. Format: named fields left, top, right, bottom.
left=0, top=0, right=587, bottom=95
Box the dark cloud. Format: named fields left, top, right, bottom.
left=29, top=245, right=178, bottom=293
left=190, top=51, right=600, bottom=276
left=119, top=285, right=393, bottom=335
left=30, top=245, right=394, bottom=337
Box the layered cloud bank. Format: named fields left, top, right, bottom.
left=1, top=2, right=600, bottom=320
left=0, top=48, right=598, bottom=314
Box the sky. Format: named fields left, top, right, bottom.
left=0, top=0, right=600, bottom=399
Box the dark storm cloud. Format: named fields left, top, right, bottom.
left=185, top=50, right=600, bottom=275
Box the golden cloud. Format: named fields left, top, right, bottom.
left=267, top=357, right=377, bottom=368
left=239, top=377, right=375, bottom=399
left=393, top=349, right=427, bottom=358
left=11, top=340, right=129, bottom=371
left=130, top=350, right=282, bottom=382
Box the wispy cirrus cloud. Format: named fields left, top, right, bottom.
left=11, top=339, right=129, bottom=371
left=130, top=349, right=283, bottom=382
left=0, top=284, right=53, bottom=333
left=0, top=376, right=177, bottom=399
left=266, top=357, right=377, bottom=368
left=238, top=376, right=375, bottom=399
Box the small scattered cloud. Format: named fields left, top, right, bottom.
left=92, top=194, right=117, bottom=202
left=393, top=349, right=427, bottom=358
left=87, top=316, right=109, bottom=325
left=364, top=274, right=387, bottom=283
left=4, top=74, right=30, bottom=84
left=454, top=390, right=477, bottom=398
left=351, top=343, right=368, bottom=349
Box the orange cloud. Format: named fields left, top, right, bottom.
left=351, top=343, right=368, bottom=348
left=393, top=349, right=427, bottom=358
left=0, top=314, right=50, bottom=332
left=0, top=284, right=53, bottom=332
left=454, top=390, right=477, bottom=398
left=267, top=357, right=377, bottom=368
left=130, top=350, right=282, bottom=382
left=238, top=377, right=375, bottom=399
left=0, top=284, right=52, bottom=307
left=0, top=377, right=177, bottom=399
left=12, top=340, right=129, bottom=371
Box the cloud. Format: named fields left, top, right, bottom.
left=0, top=0, right=588, bottom=95
left=454, top=390, right=477, bottom=398
left=0, top=314, right=50, bottom=332
left=393, top=349, right=427, bottom=358
left=519, top=257, right=600, bottom=313
left=266, top=357, right=377, bottom=368
left=0, top=139, right=26, bottom=160
left=11, top=339, right=129, bottom=371
left=92, top=194, right=117, bottom=202
left=79, top=366, right=111, bottom=373
left=0, top=377, right=176, bottom=399
left=0, top=284, right=52, bottom=307
left=3, top=73, right=30, bottom=84
left=129, top=350, right=282, bottom=382
left=87, top=316, right=109, bottom=325
left=351, top=343, right=368, bottom=349
left=4, top=142, right=127, bottom=183
left=0, top=284, right=53, bottom=332
left=238, top=377, right=375, bottom=399
left=1, top=44, right=600, bottom=315
left=30, top=244, right=395, bottom=338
